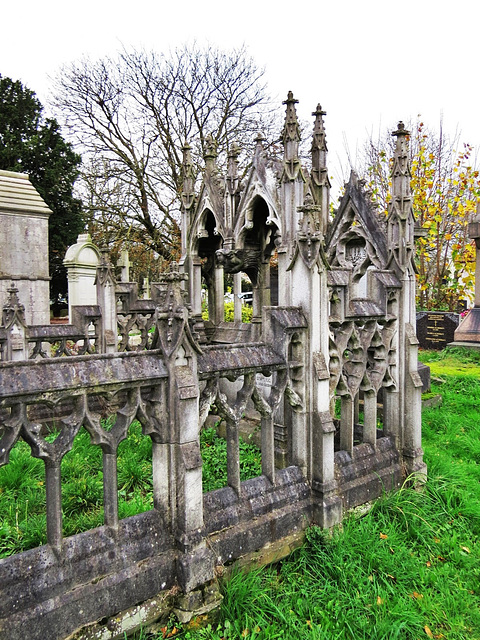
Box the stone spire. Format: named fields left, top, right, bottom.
left=390, top=122, right=411, bottom=200
left=226, top=142, right=241, bottom=196
left=310, top=104, right=328, bottom=187
left=281, top=92, right=304, bottom=182
left=203, top=134, right=218, bottom=177
left=387, top=122, right=416, bottom=273
left=181, top=141, right=196, bottom=212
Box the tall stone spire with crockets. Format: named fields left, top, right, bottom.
left=280, top=91, right=304, bottom=183
left=310, top=104, right=330, bottom=235
left=387, top=122, right=416, bottom=277
left=180, top=142, right=197, bottom=257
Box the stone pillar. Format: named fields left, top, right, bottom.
left=280, top=98, right=341, bottom=528
left=96, top=249, right=118, bottom=354
left=213, top=264, right=225, bottom=323
left=153, top=263, right=214, bottom=593
left=388, top=123, right=426, bottom=479
left=403, top=324, right=427, bottom=477
left=64, top=233, right=100, bottom=320
left=117, top=249, right=131, bottom=283
left=233, top=273, right=242, bottom=322
left=0, top=171, right=51, bottom=325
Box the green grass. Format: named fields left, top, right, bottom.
left=201, top=426, right=261, bottom=492
left=0, top=422, right=261, bottom=557
left=419, top=345, right=480, bottom=378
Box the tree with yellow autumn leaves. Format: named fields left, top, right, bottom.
left=358, top=121, right=480, bottom=311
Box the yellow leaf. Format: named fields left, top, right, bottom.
left=425, top=625, right=434, bottom=638
left=376, top=596, right=384, bottom=605
left=410, top=591, right=423, bottom=600
left=380, top=533, right=388, bottom=540
left=241, top=629, right=249, bottom=638
left=461, top=546, right=471, bottom=553
left=426, top=561, right=431, bottom=567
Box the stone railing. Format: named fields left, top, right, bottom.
left=0, top=261, right=416, bottom=639
left=0, top=265, right=322, bottom=640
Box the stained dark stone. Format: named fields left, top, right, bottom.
left=416, top=311, right=459, bottom=350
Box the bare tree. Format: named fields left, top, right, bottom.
left=52, top=44, right=277, bottom=266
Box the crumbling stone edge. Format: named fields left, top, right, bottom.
left=66, top=532, right=305, bottom=640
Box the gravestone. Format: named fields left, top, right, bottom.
left=416, top=311, right=459, bottom=350
left=63, top=233, right=100, bottom=320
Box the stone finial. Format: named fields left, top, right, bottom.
left=281, top=92, right=304, bottom=182
left=2, top=283, right=26, bottom=329
left=203, top=134, right=218, bottom=175
left=253, top=133, right=265, bottom=164
left=311, top=103, right=329, bottom=190
left=391, top=121, right=411, bottom=163
left=158, top=261, right=188, bottom=311
left=282, top=92, right=301, bottom=146
left=311, top=104, right=327, bottom=152
left=387, top=120, right=415, bottom=273
left=96, top=247, right=117, bottom=287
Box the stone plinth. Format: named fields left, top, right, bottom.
left=453, top=307, right=480, bottom=345
left=0, top=170, right=52, bottom=324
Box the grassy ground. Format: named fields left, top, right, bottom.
left=0, top=424, right=261, bottom=557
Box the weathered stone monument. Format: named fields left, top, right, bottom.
left=0, top=170, right=51, bottom=324
left=454, top=201, right=480, bottom=346
left=0, top=97, right=426, bottom=640
left=63, top=232, right=100, bottom=319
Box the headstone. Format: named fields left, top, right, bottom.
left=63, top=233, right=100, bottom=320
left=416, top=311, right=459, bottom=350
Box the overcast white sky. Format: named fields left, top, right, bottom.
left=2, top=0, right=478, bottom=189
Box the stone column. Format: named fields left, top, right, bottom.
left=0, top=171, right=51, bottom=326
left=153, top=263, right=213, bottom=593
left=388, top=123, right=426, bottom=479
left=96, top=249, right=118, bottom=354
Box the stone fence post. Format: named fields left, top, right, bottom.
left=152, top=263, right=214, bottom=592
left=96, top=249, right=118, bottom=354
